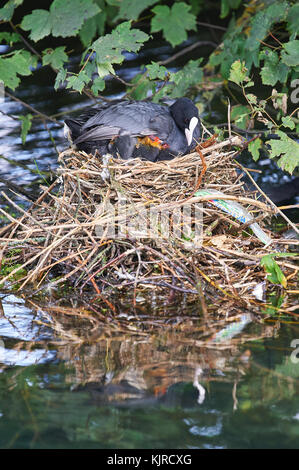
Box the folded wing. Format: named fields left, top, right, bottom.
left=74, top=101, right=173, bottom=145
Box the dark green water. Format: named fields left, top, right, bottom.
left=0, top=292, right=298, bottom=449
left=0, top=35, right=299, bottom=449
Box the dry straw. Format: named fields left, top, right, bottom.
left=0, top=134, right=298, bottom=307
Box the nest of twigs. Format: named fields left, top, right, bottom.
left=0, top=133, right=297, bottom=305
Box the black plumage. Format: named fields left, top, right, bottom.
left=64, top=98, right=201, bottom=161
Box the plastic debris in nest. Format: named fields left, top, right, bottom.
left=195, top=188, right=272, bottom=245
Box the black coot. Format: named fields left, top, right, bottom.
left=64, top=98, right=201, bottom=161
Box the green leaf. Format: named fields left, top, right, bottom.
left=91, top=76, right=105, bottom=96
left=0, top=1, right=15, bottom=21
left=229, top=60, right=248, bottom=85
left=246, top=93, right=257, bottom=105
left=246, top=2, right=288, bottom=52
left=54, top=68, right=67, bottom=90
left=83, top=60, right=97, bottom=77
left=95, top=4, right=106, bottom=36
left=244, top=80, right=254, bottom=88
left=50, top=0, right=100, bottom=38
left=248, top=137, right=262, bottom=161
left=261, top=254, right=287, bottom=287
left=230, top=104, right=251, bottom=130
left=92, top=21, right=149, bottom=73
left=220, top=0, right=241, bottom=19
left=13, top=50, right=37, bottom=76
left=116, top=0, right=159, bottom=21
left=152, top=59, right=203, bottom=101
left=19, top=114, right=33, bottom=145
left=189, top=0, right=203, bottom=16
left=21, top=0, right=100, bottom=41
left=210, top=16, right=260, bottom=74
left=114, top=21, right=149, bottom=53
left=281, top=41, right=299, bottom=67
left=286, top=4, right=299, bottom=37
left=281, top=116, right=295, bottom=130
left=146, top=62, right=168, bottom=80
left=79, top=18, right=98, bottom=48
left=263, top=292, right=285, bottom=316
left=260, top=50, right=288, bottom=86
left=169, top=59, right=203, bottom=98
left=0, top=0, right=23, bottom=21
left=0, top=50, right=37, bottom=90
left=79, top=12, right=106, bottom=47
left=42, top=47, right=68, bottom=70
left=268, top=130, right=299, bottom=174
left=21, top=9, right=51, bottom=42
left=0, top=32, right=20, bottom=45
left=97, top=62, right=115, bottom=77
left=130, top=77, right=154, bottom=100
left=66, top=71, right=90, bottom=93
left=151, top=3, right=196, bottom=47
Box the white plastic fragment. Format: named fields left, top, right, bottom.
left=195, top=188, right=272, bottom=245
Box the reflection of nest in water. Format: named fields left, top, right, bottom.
left=5, top=295, right=282, bottom=405
left=0, top=134, right=297, bottom=308
left=0, top=289, right=295, bottom=407
left=3, top=297, right=268, bottom=390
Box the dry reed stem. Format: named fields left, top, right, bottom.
left=0, top=136, right=297, bottom=309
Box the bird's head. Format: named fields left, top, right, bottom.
left=170, top=97, right=200, bottom=147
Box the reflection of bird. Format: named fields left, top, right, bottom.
left=64, top=98, right=201, bottom=161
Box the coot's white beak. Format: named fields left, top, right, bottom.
left=185, top=116, right=198, bottom=146
left=64, top=122, right=72, bottom=143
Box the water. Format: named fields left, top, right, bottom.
left=0, top=292, right=298, bottom=449
left=0, top=36, right=299, bottom=449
